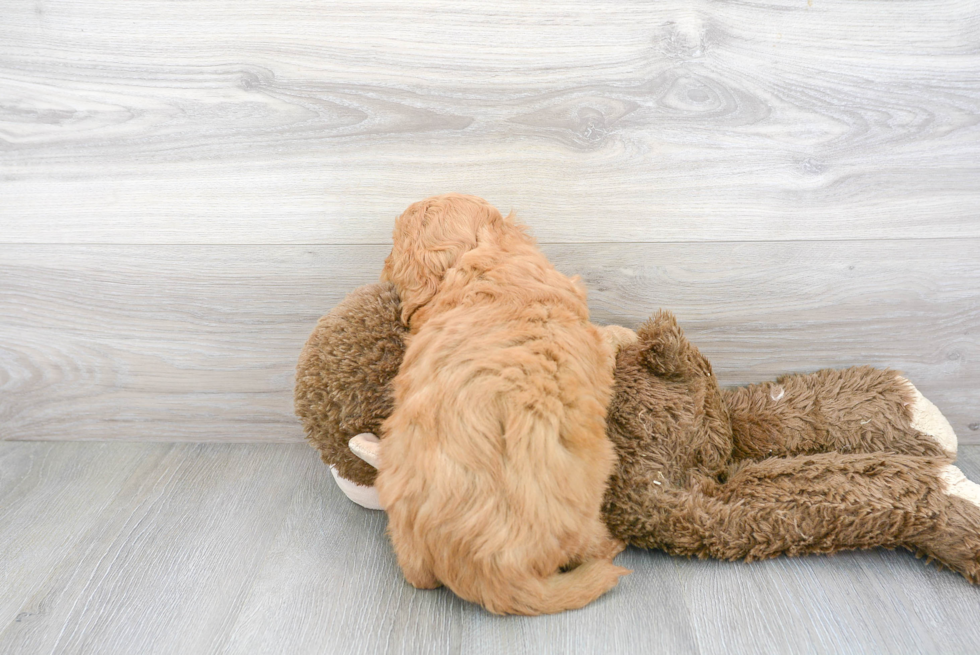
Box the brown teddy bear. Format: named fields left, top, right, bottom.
left=295, top=282, right=980, bottom=583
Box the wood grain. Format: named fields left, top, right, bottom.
left=0, top=442, right=169, bottom=629
left=3, top=441, right=980, bottom=654
left=1, top=240, right=977, bottom=443
left=2, top=0, right=979, bottom=243
left=0, top=442, right=304, bottom=654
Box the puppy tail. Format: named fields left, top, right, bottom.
left=480, top=560, right=630, bottom=616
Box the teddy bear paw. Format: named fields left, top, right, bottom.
left=940, top=465, right=980, bottom=508
left=903, top=379, right=957, bottom=456
left=349, top=432, right=381, bottom=468
left=329, top=466, right=383, bottom=510
left=325, top=433, right=384, bottom=511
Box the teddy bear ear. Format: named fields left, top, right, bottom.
left=635, top=310, right=687, bottom=378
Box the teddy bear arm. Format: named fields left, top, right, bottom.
left=349, top=432, right=381, bottom=468
left=723, top=366, right=956, bottom=461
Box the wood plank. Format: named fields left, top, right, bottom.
left=2, top=0, right=979, bottom=243
left=219, top=453, right=701, bottom=655
left=0, top=245, right=374, bottom=442
left=0, top=442, right=168, bottom=628
left=3, top=441, right=980, bottom=654
left=1, top=240, right=977, bottom=442
left=0, top=442, right=306, bottom=654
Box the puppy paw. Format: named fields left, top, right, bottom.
left=940, top=465, right=980, bottom=508
left=592, top=537, right=626, bottom=561
left=403, top=569, right=442, bottom=590
left=598, top=537, right=628, bottom=560
left=601, top=325, right=639, bottom=354
left=902, top=380, right=958, bottom=456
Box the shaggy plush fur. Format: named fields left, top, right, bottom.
left=295, top=282, right=406, bottom=487
left=375, top=194, right=628, bottom=615
left=725, top=366, right=951, bottom=460
left=603, top=312, right=980, bottom=583
left=295, top=281, right=980, bottom=586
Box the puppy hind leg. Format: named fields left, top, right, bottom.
left=387, top=517, right=441, bottom=589
left=591, top=535, right=628, bottom=561
left=393, top=545, right=441, bottom=590
left=579, top=518, right=628, bottom=562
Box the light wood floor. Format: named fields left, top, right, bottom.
left=2, top=440, right=980, bottom=655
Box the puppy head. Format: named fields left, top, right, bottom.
left=382, top=193, right=505, bottom=324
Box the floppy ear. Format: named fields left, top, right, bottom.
left=382, top=194, right=505, bottom=324
left=380, top=199, right=438, bottom=324
left=382, top=239, right=442, bottom=325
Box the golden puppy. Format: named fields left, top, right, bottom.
left=376, top=193, right=630, bottom=615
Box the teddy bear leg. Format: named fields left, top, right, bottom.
left=909, top=465, right=980, bottom=583
left=609, top=452, right=980, bottom=581
left=905, top=383, right=958, bottom=456
left=724, top=366, right=956, bottom=460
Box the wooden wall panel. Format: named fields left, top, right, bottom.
left=2, top=241, right=976, bottom=442
left=2, top=0, right=977, bottom=444
left=2, top=0, right=979, bottom=244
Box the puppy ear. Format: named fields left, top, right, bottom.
left=381, top=199, right=445, bottom=323
left=386, top=250, right=442, bottom=325
left=384, top=194, right=505, bottom=324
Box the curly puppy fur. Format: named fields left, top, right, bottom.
left=295, top=282, right=407, bottom=486
left=375, top=194, right=628, bottom=615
